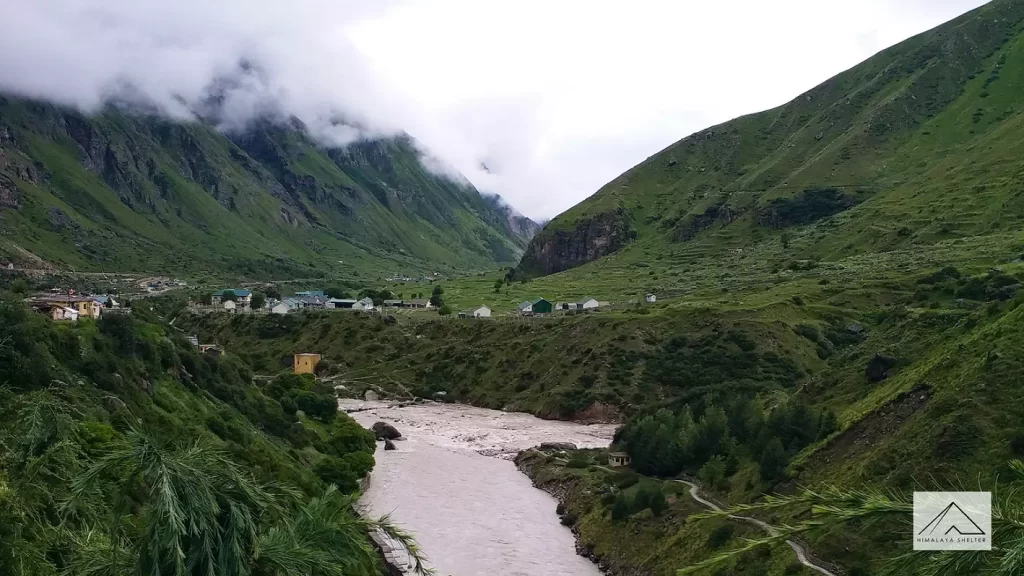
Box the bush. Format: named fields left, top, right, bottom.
left=566, top=453, right=590, bottom=468
left=784, top=561, right=804, bottom=574
left=314, top=358, right=332, bottom=376
left=634, top=485, right=654, bottom=511
left=342, top=450, right=375, bottom=478
left=290, top=390, right=337, bottom=422
left=611, top=495, right=631, bottom=523
left=614, top=473, right=639, bottom=490
left=560, top=513, right=577, bottom=526
left=313, top=456, right=359, bottom=493
left=699, top=456, right=728, bottom=492
left=707, top=524, right=735, bottom=549
left=649, top=487, right=668, bottom=517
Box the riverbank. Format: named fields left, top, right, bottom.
left=514, top=450, right=823, bottom=576
left=345, top=401, right=612, bottom=575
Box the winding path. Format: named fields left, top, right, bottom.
left=672, top=480, right=836, bottom=576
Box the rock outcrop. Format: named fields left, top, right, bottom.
left=384, top=438, right=397, bottom=451
left=516, top=208, right=633, bottom=277
left=538, top=442, right=578, bottom=451
left=866, top=353, right=897, bottom=382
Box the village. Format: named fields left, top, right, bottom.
left=193, top=288, right=658, bottom=319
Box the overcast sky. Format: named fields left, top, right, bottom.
left=0, top=0, right=989, bottom=220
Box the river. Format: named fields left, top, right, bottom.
left=340, top=400, right=616, bottom=576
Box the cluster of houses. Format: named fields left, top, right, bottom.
left=28, top=292, right=123, bottom=322
left=517, top=297, right=602, bottom=315
left=206, top=289, right=441, bottom=315
left=269, top=291, right=378, bottom=315
left=515, top=294, right=655, bottom=316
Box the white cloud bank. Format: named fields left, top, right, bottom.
left=0, top=0, right=989, bottom=219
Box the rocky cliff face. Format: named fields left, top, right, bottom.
left=516, top=208, right=632, bottom=277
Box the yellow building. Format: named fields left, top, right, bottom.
left=75, top=299, right=103, bottom=319
left=293, top=353, right=322, bottom=375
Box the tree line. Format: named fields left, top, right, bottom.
left=616, top=395, right=837, bottom=485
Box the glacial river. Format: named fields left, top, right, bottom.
left=340, top=400, right=615, bottom=576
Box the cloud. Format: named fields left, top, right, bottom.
left=0, top=0, right=990, bottom=220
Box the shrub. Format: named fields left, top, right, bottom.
left=614, top=473, right=639, bottom=490
left=560, top=513, right=577, bottom=526
left=649, top=488, right=668, bottom=517
left=314, top=358, right=332, bottom=376
left=566, top=453, right=590, bottom=468
left=634, top=485, right=654, bottom=511
left=313, top=456, right=359, bottom=493
left=707, top=524, right=735, bottom=549
left=699, top=456, right=728, bottom=492
left=611, top=495, right=631, bottom=523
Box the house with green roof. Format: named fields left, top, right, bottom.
left=212, top=289, right=253, bottom=307
left=531, top=298, right=553, bottom=314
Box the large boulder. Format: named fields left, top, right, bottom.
left=866, top=354, right=897, bottom=382
left=372, top=421, right=402, bottom=440
left=539, top=442, right=577, bottom=451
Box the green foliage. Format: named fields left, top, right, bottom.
left=430, top=285, right=445, bottom=307
left=758, top=438, right=788, bottom=482
left=618, top=395, right=821, bottom=483
left=326, top=286, right=353, bottom=299
left=8, top=277, right=30, bottom=294
left=706, top=524, right=735, bottom=550
left=699, top=456, right=729, bottom=492
left=314, top=456, right=360, bottom=493
left=251, top=291, right=266, bottom=309
left=649, top=487, right=667, bottom=517
left=566, top=452, right=591, bottom=468
left=438, top=304, right=453, bottom=316
left=0, top=301, right=409, bottom=576
left=611, top=494, right=631, bottom=523
left=0, top=97, right=528, bottom=278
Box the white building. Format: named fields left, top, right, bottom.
left=271, top=301, right=292, bottom=315
left=353, top=297, right=375, bottom=311
left=223, top=300, right=237, bottom=312
left=472, top=306, right=492, bottom=318
left=645, top=293, right=657, bottom=303
left=578, top=298, right=600, bottom=310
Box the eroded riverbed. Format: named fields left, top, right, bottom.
left=341, top=400, right=615, bottom=576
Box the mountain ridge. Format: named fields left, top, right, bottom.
left=518, top=0, right=1024, bottom=278
left=0, top=95, right=535, bottom=278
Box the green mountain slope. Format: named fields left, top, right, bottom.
left=0, top=96, right=534, bottom=278
left=519, top=0, right=1024, bottom=278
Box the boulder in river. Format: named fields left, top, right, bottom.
left=384, top=438, right=397, bottom=451
left=372, top=421, right=402, bottom=440
left=539, top=442, right=577, bottom=451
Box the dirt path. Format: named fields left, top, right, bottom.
left=672, top=480, right=837, bottom=576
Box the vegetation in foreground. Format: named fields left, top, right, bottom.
left=0, top=283, right=428, bottom=575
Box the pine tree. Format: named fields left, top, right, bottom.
left=759, top=437, right=787, bottom=481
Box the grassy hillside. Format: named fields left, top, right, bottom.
left=173, top=2, right=1024, bottom=572
left=0, top=277, right=425, bottom=575
left=0, top=96, right=534, bottom=279
left=518, top=0, right=1024, bottom=279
